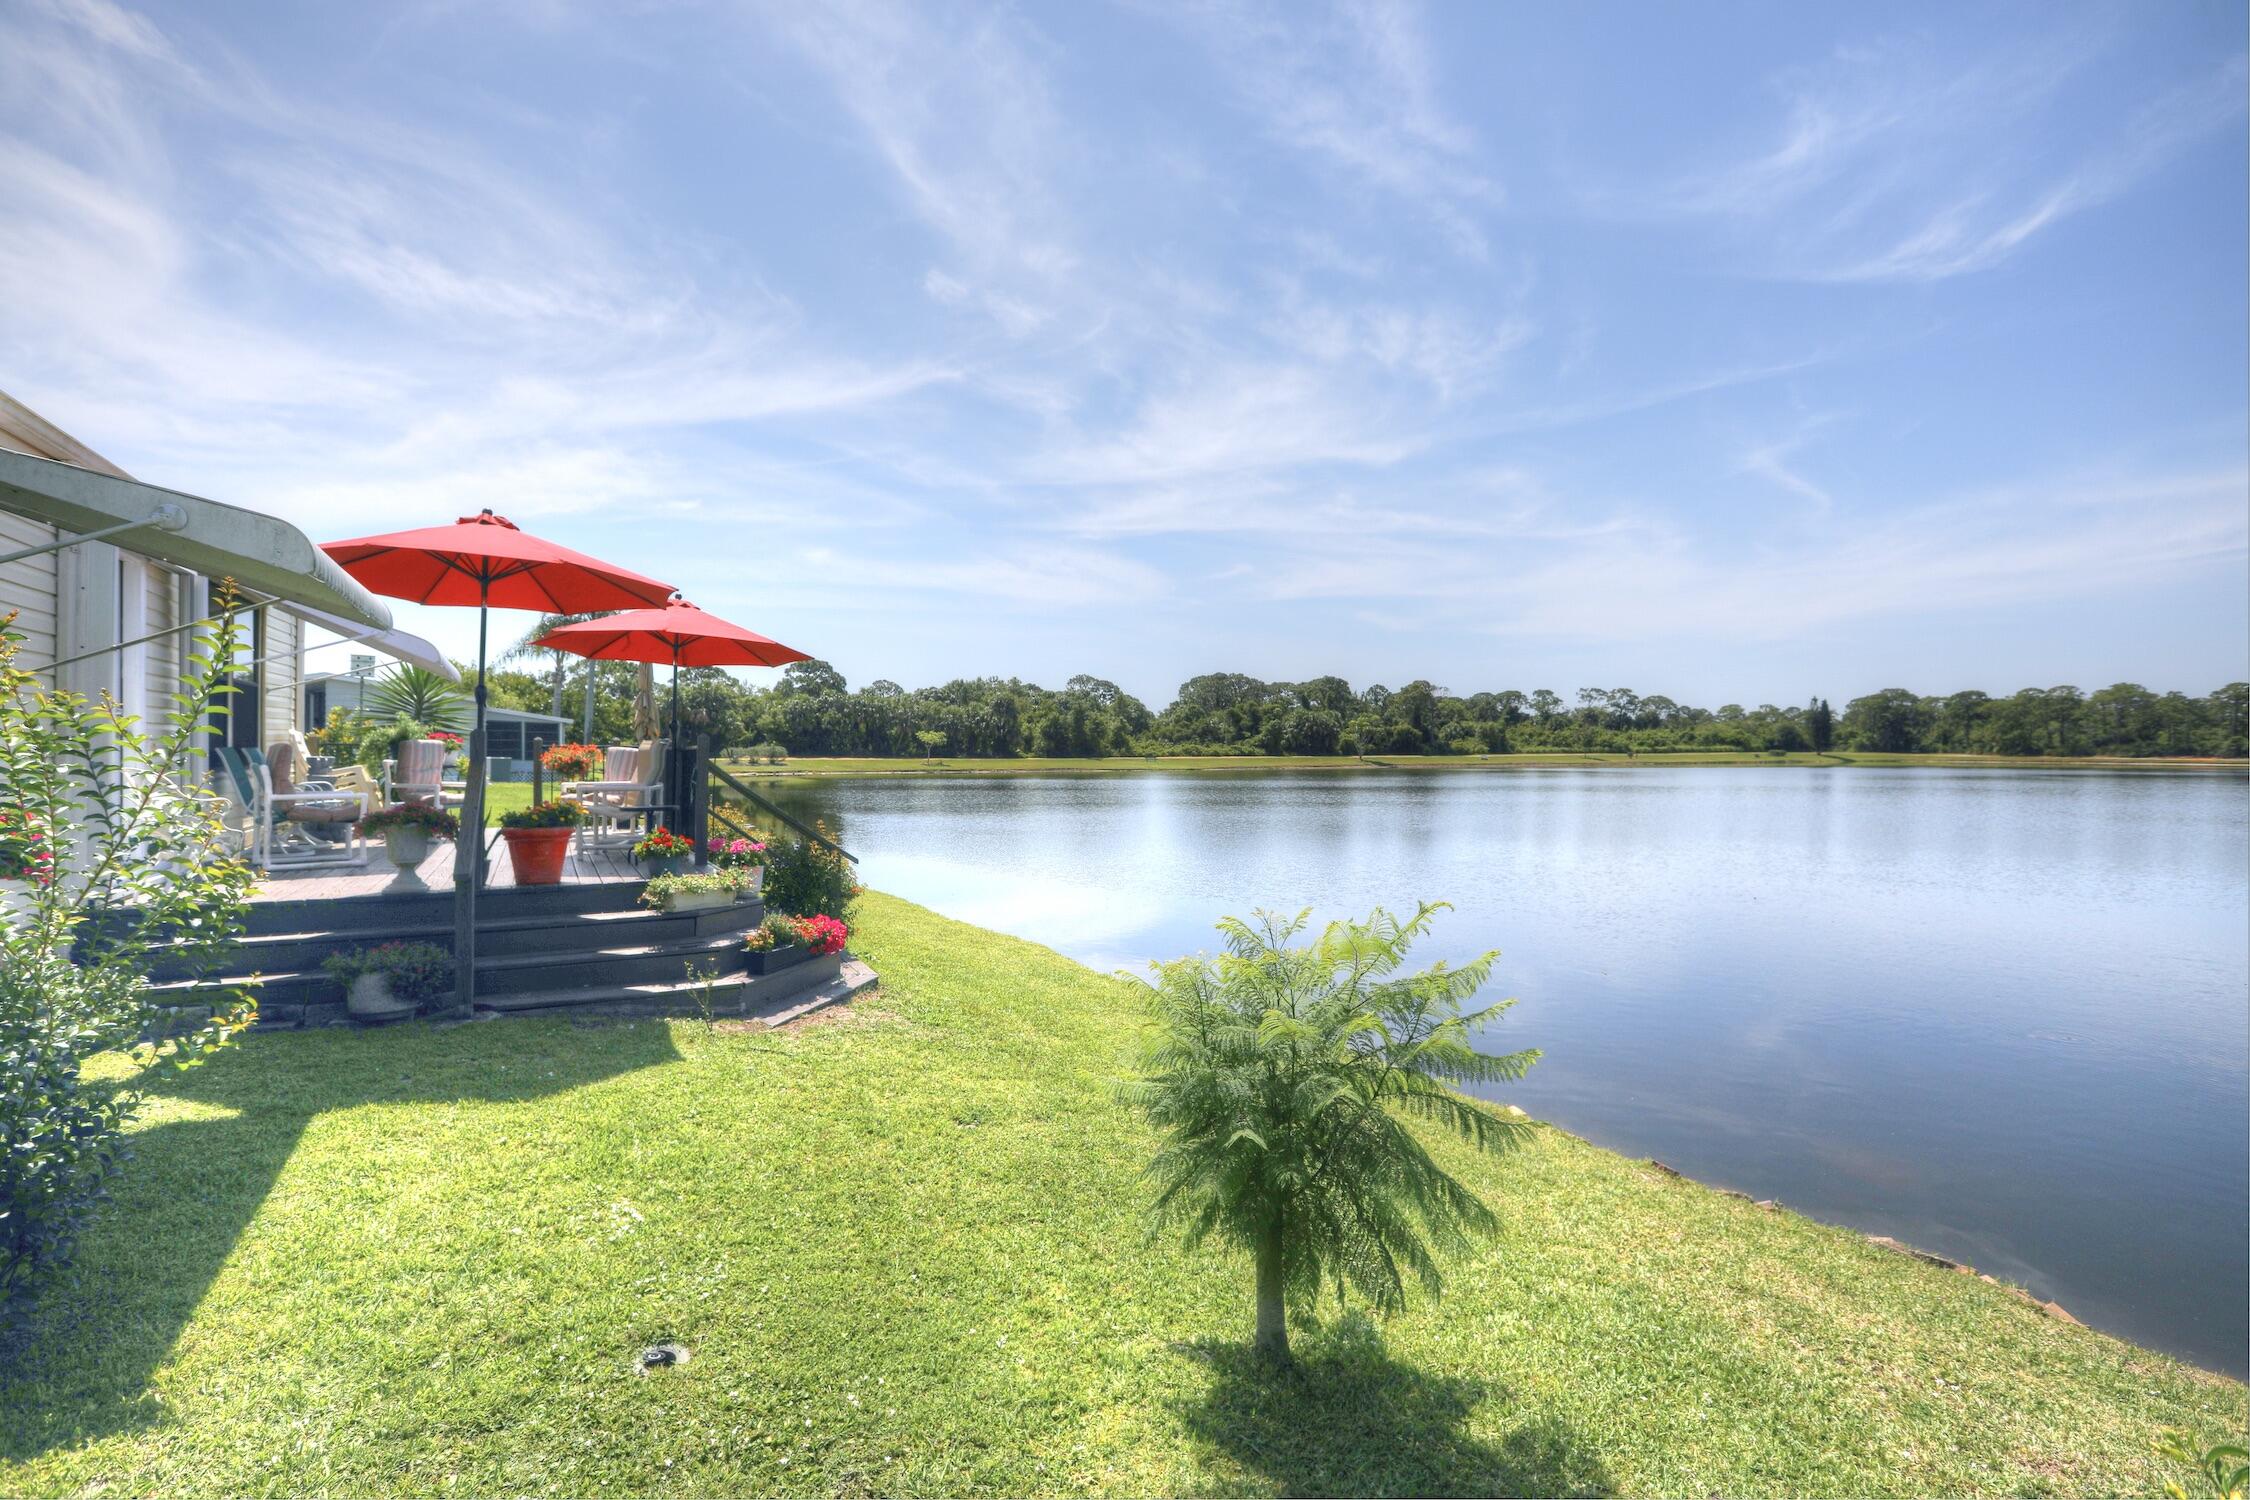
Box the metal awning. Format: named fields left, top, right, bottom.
left=0, top=447, right=391, bottom=630
left=282, top=602, right=459, bottom=681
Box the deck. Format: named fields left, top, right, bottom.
left=252, top=833, right=640, bottom=902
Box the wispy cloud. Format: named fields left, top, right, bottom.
left=1152, top=0, right=1496, bottom=256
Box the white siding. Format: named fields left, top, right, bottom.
left=0, top=509, right=60, bottom=675
left=261, top=606, right=301, bottom=744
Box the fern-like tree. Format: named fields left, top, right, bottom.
left=366, top=663, right=470, bottom=731
left=503, top=611, right=604, bottom=719
left=1122, top=902, right=1539, bottom=1364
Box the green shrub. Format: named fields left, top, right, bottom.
left=759, top=820, right=860, bottom=920
left=354, top=715, right=433, bottom=775
left=0, top=609, right=255, bottom=1311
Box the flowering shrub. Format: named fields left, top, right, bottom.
left=632, top=827, right=696, bottom=861
left=0, top=806, right=54, bottom=887
left=429, top=730, right=464, bottom=749
left=707, top=835, right=766, bottom=870
left=359, top=804, right=460, bottom=839
left=499, top=798, right=588, bottom=829
left=796, top=913, right=849, bottom=956
left=539, top=742, right=606, bottom=780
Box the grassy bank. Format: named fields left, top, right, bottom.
left=8, top=894, right=2236, bottom=1495
left=721, top=750, right=2246, bottom=779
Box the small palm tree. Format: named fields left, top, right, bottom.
left=1122, top=902, right=1538, bottom=1364
left=365, top=664, right=470, bottom=730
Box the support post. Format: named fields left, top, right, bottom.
left=690, top=735, right=712, bottom=868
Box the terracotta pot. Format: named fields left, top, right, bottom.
left=501, top=825, right=573, bottom=885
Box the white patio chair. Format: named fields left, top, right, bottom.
left=383, top=738, right=464, bottom=811
left=564, top=739, right=666, bottom=847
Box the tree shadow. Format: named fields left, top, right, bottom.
left=0, top=1017, right=682, bottom=1463
left=1178, top=1317, right=1612, bottom=1498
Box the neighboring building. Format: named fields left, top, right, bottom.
left=305, top=669, right=569, bottom=778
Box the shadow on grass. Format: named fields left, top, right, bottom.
left=0, top=1017, right=681, bottom=1464
left=1179, top=1318, right=1612, bottom=1498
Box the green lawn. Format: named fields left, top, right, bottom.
left=722, top=750, right=2244, bottom=779
left=3, top=893, right=2239, bottom=1495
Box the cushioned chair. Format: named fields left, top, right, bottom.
left=384, top=738, right=462, bottom=811
left=213, top=744, right=368, bottom=869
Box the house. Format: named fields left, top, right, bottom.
left=0, top=389, right=445, bottom=754
left=304, top=669, right=570, bottom=779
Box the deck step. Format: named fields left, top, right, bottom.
left=142, top=899, right=764, bottom=982
left=474, top=953, right=870, bottom=1020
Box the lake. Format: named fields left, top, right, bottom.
left=752, top=766, right=2250, bottom=1376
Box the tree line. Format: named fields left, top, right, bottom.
left=480, top=660, right=2250, bottom=761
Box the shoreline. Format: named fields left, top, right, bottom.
left=721, top=749, right=2250, bottom=779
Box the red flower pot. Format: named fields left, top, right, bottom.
left=500, top=826, right=573, bottom=885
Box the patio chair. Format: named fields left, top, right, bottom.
left=565, top=739, right=666, bottom=847
left=384, top=738, right=463, bottom=811
left=213, top=745, right=368, bottom=870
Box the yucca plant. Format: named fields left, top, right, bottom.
left=1122, top=902, right=1539, bottom=1364
left=365, top=664, right=469, bottom=731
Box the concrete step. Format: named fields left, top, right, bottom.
left=240, top=878, right=645, bottom=938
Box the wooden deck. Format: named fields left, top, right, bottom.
left=252, top=833, right=640, bottom=903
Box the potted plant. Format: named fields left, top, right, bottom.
left=639, top=869, right=749, bottom=914
left=706, top=833, right=767, bottom=894
left=739, top=912, right=808, bottom=974
left=497, top=799, right=587, bottom=886
left=539, top=741, right=606, bottom=782
left=322, top=940, right=453, bottom=1023
left=632, top=826, right=697, bottom=877
left=740, top=912, right=847, bottom=974
left=359, top=803, right=460, bottom=893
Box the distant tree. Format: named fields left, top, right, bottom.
left=1122, top=904, right=1539, bottom=1364
left=914, top=729, right=946, bottom=759
left=1841, top=689, right=1924, bottom=753
left=781, top=659, right=848, bottom=698
left=1808, top=698, right=1835, bottom=752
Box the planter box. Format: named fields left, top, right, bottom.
left=663, top=889, right=737, bottom=913
left=743, top=943, right=808, bottom=975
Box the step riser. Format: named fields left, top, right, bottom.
left=239, top=954, right=856, bottom=1029
left=147, top=901, right=763, bottom=981
left=240, top=881, right=646, bottom=937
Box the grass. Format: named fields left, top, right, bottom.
left=723, top=750, right=2245, bottom=779
left=8, top=893, right=2236, bottom=1495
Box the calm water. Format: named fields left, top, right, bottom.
left=755, top=767, right=2250, bottom=1375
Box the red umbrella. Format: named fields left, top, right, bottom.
left=534, top=597, right=811, bottom=748
left=320, top=509, right=677, bottom=1011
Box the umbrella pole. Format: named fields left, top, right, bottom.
left=454, top=589, right=489, bottom=1016
left=668, top=649, right=683, bottom=848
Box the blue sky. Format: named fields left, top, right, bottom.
left=3, top=0, right=2245, bottom=705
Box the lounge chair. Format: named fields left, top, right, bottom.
left=214, top=744, right=368, bottom=869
